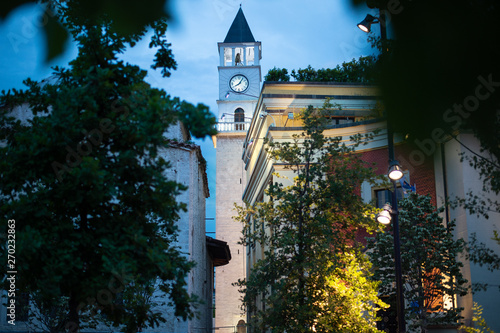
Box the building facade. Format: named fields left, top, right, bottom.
left=154, top=123, right=225, bottom=333
left=214, top=7, right=261, bottom=332
left=241, top=81, right=500, bottom=332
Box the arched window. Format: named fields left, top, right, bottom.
left=237, top=319, right=246, bottom=333
left=234, top=108, right=245, bottom=122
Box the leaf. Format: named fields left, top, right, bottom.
left=44, top=11, right=69, bottom=62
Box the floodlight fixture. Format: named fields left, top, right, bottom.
left=376, top=204, right=393, bottom=224
left=357, top=14, right=378, bottom=33
left=388, top=160, right=404, bottom=181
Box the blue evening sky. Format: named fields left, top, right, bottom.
left=0, top=0, right=378, bottom=233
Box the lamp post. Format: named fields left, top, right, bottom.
left=376, top=170, right=406, bottom=333
left=374, top=76, right=407, bottom=333
left=360, top=9, right=406, bottom=332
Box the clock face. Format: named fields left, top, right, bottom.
left=229, top=74, right=249, bottom=92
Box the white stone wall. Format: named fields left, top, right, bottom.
left=217, top=99, right=257, bottom=123
left=187, top=146, right=211, bottom=332
left=440, top=134, right=500, bottom=331
left=215, top=135, right=247, bottom=331
left=151, top=125, right=210, bottom=333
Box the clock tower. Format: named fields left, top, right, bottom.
left=214, top=6, right=261, bottom=331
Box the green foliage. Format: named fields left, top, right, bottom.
left=289, top=56, right=378, bottom=83
left=461, top=302, right=495, bottom=333
left=466, top=232, right=500, bottom=292
left=264, top=67, right=290, bottom=82
left=111, top=280, right=181, bottom=333
left=235, top=103, right=386, bottom=332
left=452, top=149, right=500, bottom=223
left=28, top=294, right=71, bottom=333
left=367, top=193, right=468, bottom=332
left=27, top=293, right=105, bottom=333
left=0, top=2, right=215, bottom=332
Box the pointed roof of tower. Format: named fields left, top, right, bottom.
left=224, top=7, right=255, bottom=43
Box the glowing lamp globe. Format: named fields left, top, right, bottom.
left=388, top=162, right=403, bottom=181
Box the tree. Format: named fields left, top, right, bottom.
left=0, top=0, right=216, bottom=331
left=263, top=66, right=290, bottom=82
left=367, top=193, right=468, bottom=332
left=113, top=280, right=171, bottom=333
left=289, top=56, right=379, bottom=83
left=461, top=303, right=495, bottom=333
left=235, top=104, right=387, bottom=332
left=263, top=56, right=379, bottom=84
left=27, top=293, right=105, bottom=333
left=465, top=232, right=500, bottom=292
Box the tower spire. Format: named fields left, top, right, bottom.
left=224, top=7, right=255, bottom=43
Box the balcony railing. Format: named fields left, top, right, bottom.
left=217, top=121, right=251, bottom=133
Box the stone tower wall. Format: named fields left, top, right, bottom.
left=215, top=135, right=247, bottom=331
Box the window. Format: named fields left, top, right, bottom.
left=246, top=47, right=255, bottom=65
left=234, top=108, right=245, bottom=122
left=224, top=47, right=232, bottom=66
left=328, top=116, right=355, bottom=125
left=238, top=319, right=247, bottom=332
left=374, top=188, right=403, bottom=208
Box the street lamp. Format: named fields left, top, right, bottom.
left=360, top=8, right=405, bottom=332
left=376, top=204, right=392, bottom=224
left=357, top=10, right=387, bottom=41
left=357, top=14, right=379, bottom=33
left=388, top=160, right=404, bottom=181
left=375, top=164, right=406, bottom=333
left=358, top=12, right=404, bottom=315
